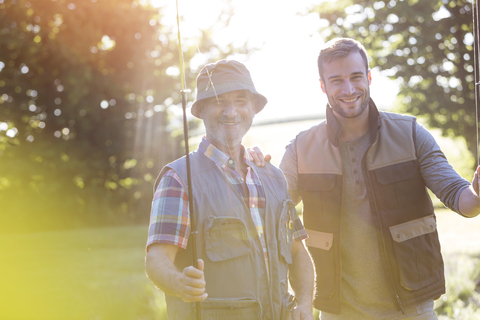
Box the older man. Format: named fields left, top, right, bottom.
left=145, top=60, right=315, bottom=320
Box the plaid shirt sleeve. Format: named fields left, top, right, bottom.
left=146, top=170, right=190, bottom=251
left=291, top=207, right=308, bottom=243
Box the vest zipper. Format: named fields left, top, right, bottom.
left=361, top=151, right=407, bottom=315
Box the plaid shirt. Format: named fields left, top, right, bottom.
left=147, top=138, right=307, bottom=261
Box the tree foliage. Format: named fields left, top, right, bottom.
left=310, top=0, right=478, bottom=158
left=0, top=0, right=236, bottom=233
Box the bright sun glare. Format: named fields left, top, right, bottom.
left=150, top=0, right=397, bottom=123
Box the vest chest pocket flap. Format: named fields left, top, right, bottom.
left=374, top=161, right=417, bottom=185
left=389, top=215, right=443, bottom=291
left=204, top=216, right=251, bottom=262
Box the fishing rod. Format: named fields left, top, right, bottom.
left=175, top=1, right=201, bottom=319
left=474, top=0, right=480, bottom=193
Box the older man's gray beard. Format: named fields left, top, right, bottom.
left=203, top=116, right=253, bottom=150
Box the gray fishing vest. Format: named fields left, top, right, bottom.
left=155, top=150, right=295, bottom=320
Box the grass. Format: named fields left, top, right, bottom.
left=0, top=225, right=166, bottom=320
left=0, top=208, right=479, bottom=320
left=434, top=208, right=480, bottom=320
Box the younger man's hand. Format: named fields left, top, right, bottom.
left=247, top=146, right=271, bottom=167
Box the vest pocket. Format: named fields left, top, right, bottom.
left=204, top=216, right=251, bottom=262
left=373, top=160, right=425, bottom=210
left=200, top=299, right=262, bottom=320
left=306, top=229, right=336, bottom=299
left=389, top=215, right=442, bottom=290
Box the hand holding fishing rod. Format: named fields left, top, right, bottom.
left=177, top=259, right=207, bottom=302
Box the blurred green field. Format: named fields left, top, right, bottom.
left=0, top=225, right=166, bottom=320
left=434, top=208, right=480, bottom=320
left=0, top=208, right=479, bottom=320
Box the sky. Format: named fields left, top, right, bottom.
left=151, top=0, right=399, bottom=123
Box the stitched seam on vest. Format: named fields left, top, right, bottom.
left=368, top=157, right=417, bottom=171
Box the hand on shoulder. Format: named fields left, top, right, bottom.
left=246, top=146, right=271, bottom=167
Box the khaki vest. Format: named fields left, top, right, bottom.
left=296, top=100, right=445, bottom=314
left=155, top=150, right=295, bottom=320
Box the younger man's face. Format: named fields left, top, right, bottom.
left=320, top=51, right=371, bottom=119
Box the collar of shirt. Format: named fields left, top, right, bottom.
left=198, top=137, right=254, bottom=172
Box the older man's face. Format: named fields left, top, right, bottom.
left=201, top=90, right=256, bottom=148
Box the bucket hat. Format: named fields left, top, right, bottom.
left=191, top=60, right=267, bottom=118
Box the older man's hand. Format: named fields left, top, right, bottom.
left=292, top=304, right=314, bottom=320
left=178, top=259, right=208, bottom=302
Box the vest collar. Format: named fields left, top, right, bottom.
left=325, top=98, right=380, bottom=147
left=198, top=137, right=253, bottom=172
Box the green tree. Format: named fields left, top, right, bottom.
left=310, top=0, right=477, bottom=161
left=0, top=0, right=237, bottom=233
